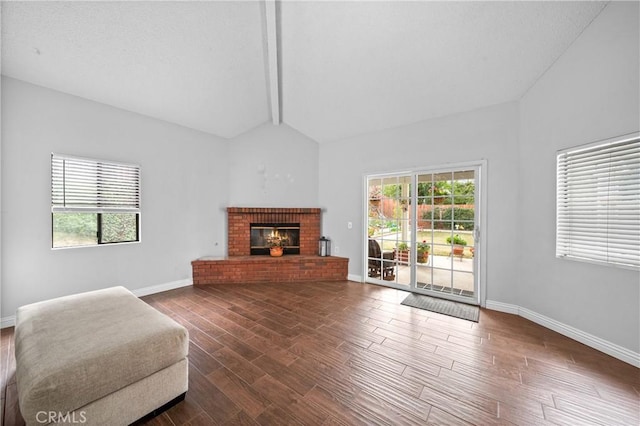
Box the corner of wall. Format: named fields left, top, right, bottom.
left=486, top=300, right=640, bottom=368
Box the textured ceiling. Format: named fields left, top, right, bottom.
left=1, top=1, right=269, bottom=138
left=1, top=1, right=608, bottom=143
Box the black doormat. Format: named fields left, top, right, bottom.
left=401, top=293, right=480, bottom=322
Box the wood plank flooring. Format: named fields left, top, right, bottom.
left=2, top=281, right=639, bottom=425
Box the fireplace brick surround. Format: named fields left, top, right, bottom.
left=192, top=207, right=348, bottom=285
left=227, top=207, right=320, bottom=256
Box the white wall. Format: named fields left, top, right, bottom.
left=519, top=2, right=640, bottom=354
left=1, top=77, right=228, bottom=320
left=318, top=102, right=520, bottom=305
left=227, top=122, right=319, bottom=207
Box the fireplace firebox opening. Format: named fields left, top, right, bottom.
left=250, top=223, right=300, bottom=255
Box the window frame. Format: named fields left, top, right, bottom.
left=555, top=132, right=640, bottom=270
left=51, top=153, right=141, bottom=249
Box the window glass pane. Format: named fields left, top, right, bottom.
left=455, top=195, right=474, bottom=206
left=433, top=196, right=451, bottom=207
left=101, top=213, right=138, bottom=243
left=420, top=201, right=434, bottom=219
left=394, top=197, right=410, bottom=219
left=381, top=177, right=400, bottom=198
left=368, top=179, right=381, bottom=200
left=449, top=206, right=475, bottom=230
left=52, top=213, right=98, bottom=248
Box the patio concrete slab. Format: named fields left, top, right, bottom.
left=391, top=254, right=475, bottom=293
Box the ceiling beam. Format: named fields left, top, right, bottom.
left=264, top=0, right=280, bottom=125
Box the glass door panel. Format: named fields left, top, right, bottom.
left=367, top=174, right=412, bottom=288
left=416, top=168, right=477, bottom=303
left=367, top=166, right=480, bottom=304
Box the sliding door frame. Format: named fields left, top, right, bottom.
left=363, top=160, right=488, bottom=307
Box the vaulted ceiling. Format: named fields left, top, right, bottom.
left=1, top=1, right=607, bottom=143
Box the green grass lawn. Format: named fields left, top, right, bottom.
left=380, top=230, right=475, bottom=258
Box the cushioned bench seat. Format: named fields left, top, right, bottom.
left=15, top=286, right=189, bottom=426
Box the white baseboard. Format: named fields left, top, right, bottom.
left=1, top=315, right=16, bottom=329
left=485, top=300, right=520, bottom=315
left=347, top=273, right=363, bottom=283
left=130, top=279, right=192, bottom=298
left=485, top=299, right=640, bottom=368
left=0, top=279, right=193, bottom=329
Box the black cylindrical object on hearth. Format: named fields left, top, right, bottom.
left=318, top=236, right=330, bottom=257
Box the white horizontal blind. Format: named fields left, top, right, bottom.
left=51, top=154, right=140, bottom=213
left=556, top=133, right=640, bottom=269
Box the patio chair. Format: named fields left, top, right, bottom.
left=368, top=239, right=396, bottom=280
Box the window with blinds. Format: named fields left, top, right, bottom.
left=51, top=153, right=140, bottom=248
left=556, top=133, right=640, bottom=269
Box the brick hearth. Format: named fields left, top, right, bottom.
left=192, top=255, right=348, bottom=284
left=192, top=207, right=348, bottom=285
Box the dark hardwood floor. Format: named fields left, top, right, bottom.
left=2, top=281, right=639, bottom=425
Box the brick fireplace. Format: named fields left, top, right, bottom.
left=192, top=207, right=348, bottom=285
left=227, top=207, right=321, bottom=256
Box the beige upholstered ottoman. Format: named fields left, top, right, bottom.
left=15, top=286, right=188, bottom=426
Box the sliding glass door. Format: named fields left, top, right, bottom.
left=366, top=164, right=482, bottom=305
left=366, top=174, right=413, bottom=288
